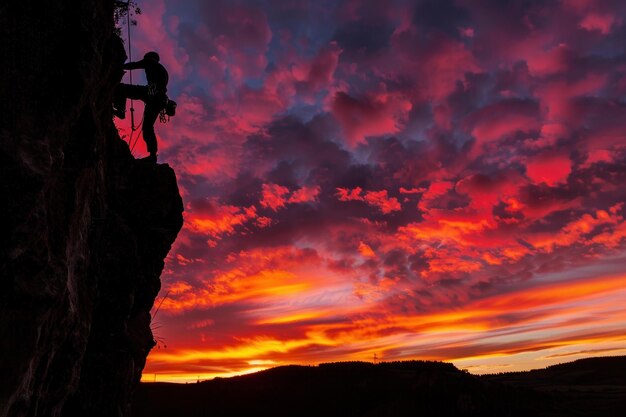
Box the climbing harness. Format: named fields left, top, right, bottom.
left=147, top=83, right=158, bottom=96
left=159, top=109, right=168, bottom=124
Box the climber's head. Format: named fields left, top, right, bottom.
left=144, top=51, right=160, bottom=62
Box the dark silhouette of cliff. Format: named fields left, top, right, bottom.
left=132, top=357, right=626, bottom=417
left=0, top=2, right=183, bottom=417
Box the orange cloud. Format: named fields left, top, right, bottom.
left=161, top=268, right=310, bottom=311
left=188, top=204, right=257, bottom=238
left=358, top=242, right=376, bottom=258
left=528, top=205, right=624, bottom=252
left=288, top=185, right=321, bottom=204
left=260, top=183, right=290, bottom=211
left=363, top=190, right=401, bottom=214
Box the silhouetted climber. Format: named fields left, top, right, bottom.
left=113, top=51, right=169, bottom=163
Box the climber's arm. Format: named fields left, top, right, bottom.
left=122, top=59, right=146, bottom=70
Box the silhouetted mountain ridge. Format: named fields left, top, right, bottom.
left=484, top=355, right=626, bottom=386
left=483, top=356, right=626, bottom=417
left=133, top=360, right=549, bottom=417
left=133, top=356, right=626, bottom=417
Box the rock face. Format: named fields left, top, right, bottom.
left=0, top=2, right=183, bottom=416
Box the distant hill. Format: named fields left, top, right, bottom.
left=482, top=356, right=626, bottom=417
left=132, top=357, right=626, bottom=417
left=132, top=360, right=554, bottom=417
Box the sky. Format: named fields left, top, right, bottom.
left=114, top=0, right=626, bottom=383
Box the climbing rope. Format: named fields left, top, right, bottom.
left=152, top=290, right=170, bottom=320
left=129, top=114, right=144, bottom=153
left=126, top=1, right=136, bottom=133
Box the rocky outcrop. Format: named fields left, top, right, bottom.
left=0, top=2, right=183, bottom=416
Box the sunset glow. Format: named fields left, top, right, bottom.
left=116, top=0, right=626, bottom=383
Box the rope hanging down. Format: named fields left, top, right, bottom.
left=126, top=1, right=136, bottom=133
left=129, top=115, right=144, bottom=153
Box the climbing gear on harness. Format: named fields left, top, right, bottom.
left=159, top=97, right=177, bottom=123
left=165, top=99, right=177, bottom=116
left=147, top=83, right=158, bottom=97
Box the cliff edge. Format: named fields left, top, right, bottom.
left=0, top=2, right=184, bottom=416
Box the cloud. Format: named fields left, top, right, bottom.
left=525, top=152, right=572, bottom=186
left=331, top=91, right=412, bottom=146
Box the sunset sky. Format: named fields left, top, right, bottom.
left=115, top=0, right=626, bottom=383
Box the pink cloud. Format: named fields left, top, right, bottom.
left=390, top=27, right=480, bottom=101
left=331, top=91, right=412, bottom=146
left=579, top=13, right=619, bottom=34
left=466, top=100, right=540, bottom=151
left=525, top=44, right=572, bottom=76
left=534, top=73, right=607, bottom=123
left=296, top=42, right=343, bottom=94
left=581, top=149, right=615, bottom=168
left=132, top=0, right=189, bottom=77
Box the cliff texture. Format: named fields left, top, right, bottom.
left=0, top=2, right=183, bottom=416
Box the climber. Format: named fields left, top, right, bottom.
left=113, top=51, right=169, bottom=163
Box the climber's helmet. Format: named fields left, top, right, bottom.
left=144, top=51, right=160, bottom=62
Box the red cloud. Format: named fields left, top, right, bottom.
left=288, top=185, right=321, bottom=204
left=132, top=0, right=189, bottom=78
left=579, top=13, right=619, bottom=34
left=261, top=183, right=290, bottom=211
left=534, top=73, right=607, bottom=123
left=332, top=91, right=412, bottom=146
left=294, top=42, right=343, bottom=95
left=525, top=153, right=572, bottom=186
left=465, top=99, right=540, bottom=151
left=335, top=187, right=401, bottom=214
left=336, top=186, right=364, bottom=202
left=363, top=190, right=401, bottom=214
left=262, top=184, right=321, bottom=211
